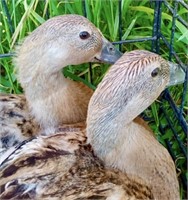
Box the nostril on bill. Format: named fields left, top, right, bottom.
left=108, top=46, right=115, bottom=54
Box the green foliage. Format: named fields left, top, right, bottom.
left=0, top=0, right=187, bottom=198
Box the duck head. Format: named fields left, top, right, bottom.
left=15, top=14, right=122, bottom=87
left=87, top=50, right=185, bottom=131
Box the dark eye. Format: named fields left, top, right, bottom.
left=151, top=68, right=160, bottom=77
left=79, top=31, right=90, bottom=39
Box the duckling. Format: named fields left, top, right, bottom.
left=0, top=50, right=184, bottom=199
left=87, top=50, right=184, bottom=200
left=0, top=14, right=122, bottom=156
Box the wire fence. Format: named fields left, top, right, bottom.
left=0, top=0, right=187, bottom=197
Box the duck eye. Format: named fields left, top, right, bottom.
left=151, top=68, right=160, bottom=77
left=79, top=31, right=90, bottom=39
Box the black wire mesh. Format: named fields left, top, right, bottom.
left=0, top=0, right=187, bottom=198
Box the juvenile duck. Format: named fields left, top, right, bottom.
left=0, top=14, right=122, bottom=155
left=87, top=50, right=184, bottom=200
left=0, top=50, right=184, bottom=199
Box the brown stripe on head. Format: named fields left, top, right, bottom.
left=94, top=50, right=168, bottom=98
left=87, top=50, right=170, bottom=133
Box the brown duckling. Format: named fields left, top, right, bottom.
left=0, top=50, right=184, bottom=199
left=0, top=14, right=122, bottom=156
left=87, top=50, right=184, bottom=200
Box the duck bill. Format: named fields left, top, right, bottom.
left=167, top=62, right=186, bottom=87
left=94, top=38, right=123, bottom=64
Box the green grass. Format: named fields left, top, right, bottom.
left=0, top=0, right=187, bottom=198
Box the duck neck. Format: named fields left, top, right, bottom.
left=87, top=92, right=147, bottom=164
left=20, top=65, right=92, bottom=130
left=24, top=70, right=67, bottom=100
left=86, top=67, right=162, bottom=163
left=23, top=69, right=68, bottom=128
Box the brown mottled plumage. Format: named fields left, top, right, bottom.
left=0, top=130, right=153, bottom=200
left=0, top=14, right=122, bottom=156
